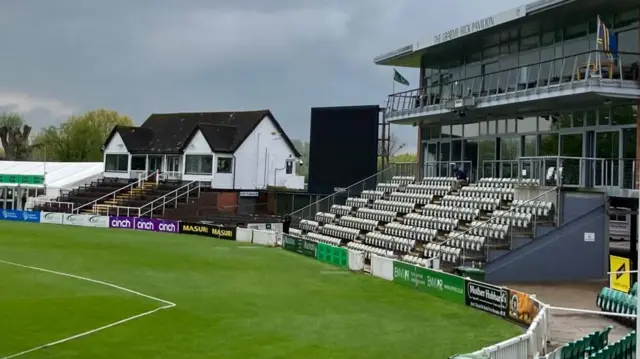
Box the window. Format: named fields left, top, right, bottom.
left=105, top=154, right=128, bottom=172
left=217, top=157, right=233, bottom=174
left=185, top=155, right=213, bottom=175
left=286, top=160, right=293, bottom=174
left=130, top=156, right=146, bottom=171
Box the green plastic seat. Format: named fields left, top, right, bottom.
left=560, top=341, right=574, bottom=359
left=597, top=287, right=609, bottom=309
left=630, top=282, right=638, bottom=296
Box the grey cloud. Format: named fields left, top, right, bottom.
left=0, top=0, right=522, bottom=150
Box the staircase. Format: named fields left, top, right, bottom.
left=83, top=182, right=158, bottom=215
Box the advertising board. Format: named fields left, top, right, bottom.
left=282, top=234, right=317, bottom=258
left=506, top=288, right=540, bottom=326
left=392, top=261, right=465, bottom=304
left=464, top=280, right=508, bottom=318
left=108, top=216, right=135, bottom=229
left=62, top=214, right=109, bottom=228
left=40, top=212, right=64, bottom=225
left=317, top=243, right=348, bottom=268
left=134, top=217, right=179, bottom=233
left=1, top=210, right=41, bottom=223
left=179, top=222, right=236, bottom=240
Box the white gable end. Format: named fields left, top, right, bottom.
left=104, top=133, right=128, bottom=154
left=183, top=130, right=212, bottom=154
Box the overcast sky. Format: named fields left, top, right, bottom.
left=0, top=0, right=519, bottom=153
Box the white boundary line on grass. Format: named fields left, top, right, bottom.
left=0, top=259, right=176, bottom=359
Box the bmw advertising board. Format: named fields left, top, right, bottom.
left=0, top=210, right=40, bottom=223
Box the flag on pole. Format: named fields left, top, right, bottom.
left=596, top=16, right=618, bottom=60
left=393, top=69, right=410, bottom=86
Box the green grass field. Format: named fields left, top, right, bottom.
left=0, top=222, right=520, bottom=359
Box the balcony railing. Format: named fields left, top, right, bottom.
left=387, top=50, right=640, bottom=116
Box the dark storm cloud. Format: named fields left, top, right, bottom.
left=0, top=0, right=520, bottom=151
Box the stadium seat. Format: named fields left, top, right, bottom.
left=384, top=222, right=438, bottom=242
left=470, top=221, right=510, bottom=239
left=376, top=182, right=402, bottom=193
left=390, top=191, right=433, bottom=205
left=355, top=208, right=397, bottom=222
left=321, top=223, right=360, bottom=241
left=389, top=176, right=415, bottom=185
left=339, top=215, right=379, bottom=232
left=364, top=232, right=416, bottom=252
left=424, top=243, right=460, bottom=263
left=401, top=254, right=435, bottom=268
left=299, top=219, right=320, bottom=232
left=511, top=200, right=554, bottom=216
left=406, top=184, right=451, bottom=196
left=492, top=210, right=532, bottom=228
left=446, top=231, right=486, bottom=251
left=361, top=190, right=385, bottom=201
left=422, top=204, right=479, bottom=221
left=345, top=197, right=368, bottom=208
left=346, top=241, right=394, bottom=259
left=421, top=176, right=459, bottom=188
left=372, top=199, right=416, bottom=213
left=404, top=213, right=459, bottom=231
left=315, top=212, right=337, bottom=223
left=460, top=186, right=515, bottom=201
left=330, top=205, right=352, bottom=216
left=305, top=232, right=342, bottom=246
left=441, top=195, right=501, bottom=211
left=289, top=228, right=302, bottom=236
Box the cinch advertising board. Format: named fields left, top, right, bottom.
left=179, top=222, right=236, bottom=240
left=134, top=217, right=179, bottom=233
left=392, top=261, right=465, bottom=304
left=0, top=210, right=40, bottom=223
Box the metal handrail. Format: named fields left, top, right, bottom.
left=426, top=186, right=559, bottom=263
left=92, top=204, right=140, bottom=217
left=73, top=170, right=159, bottom=214
left=138, top=181, right=201, bottom=218
left=289, top=162, right=418, bottom=220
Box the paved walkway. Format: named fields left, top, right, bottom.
left=506, top=282, right=632, bottom=348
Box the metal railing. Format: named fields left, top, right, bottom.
left=473, top=297, right=551, bottom=358
left=73, top=170, right=158, bottom=214
left=288, top=162, right=418, bottom=223
left=428, top=186, right=558, bottom=268
left=159, top=171, right=183, bottom=181
left=89, top=181, right=201, bottom=218
left=138, top=181, right=201, bottom=218
left=424, top=160, right=474, bottom=182
left=386, top=50, right=640, bottom=115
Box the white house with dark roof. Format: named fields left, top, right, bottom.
left=101, top=110, right=305, bottom=190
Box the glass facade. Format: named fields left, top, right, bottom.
left=421, top=8, right=639, bottom=88
left=421, top=102, right=638, bottom=181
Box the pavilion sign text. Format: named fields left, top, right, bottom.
left=433, top=16, right=495, bottom=45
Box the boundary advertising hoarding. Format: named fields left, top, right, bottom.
left=282, top=234, right=317, bottom=258
left=506, top=288, right=540, bottom=326
left=62, top=214, right=109, bottom=228
left=1, top=210, right=40, bottom=223
left=179, top=222, right=236, bottom=240
left=465, top=279, right=508, bottom=318
left=392, top=261, right=465, bottom=304
left=108, top=216, right=178, bottom=233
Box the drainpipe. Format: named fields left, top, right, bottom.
left=232, top=155, right=237, bottom=189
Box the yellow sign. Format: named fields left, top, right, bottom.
left=609, top=255, right=631, bottom=293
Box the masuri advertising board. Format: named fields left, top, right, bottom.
left=392, top=261, right=465, bottom=304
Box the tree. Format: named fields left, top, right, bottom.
left=0, top=112, right=35, bottom=160
left=32, top=109, right=133, bottom=162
